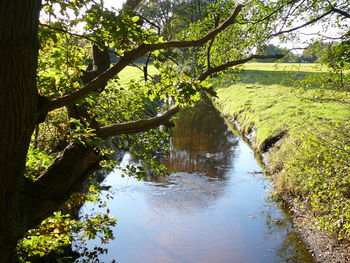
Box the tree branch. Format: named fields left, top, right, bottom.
left=137, top=14, right=161, bottom=35
left=198, top=54, right=285, bottom=81
left=332, top=7, right=350, bottom=19
left=45, top=55, right=132, bottom=112
left=207, top=13, right=220, bottom=69
left=44, top=4, right=245, bottom=113
left=144, top=4, right=244, bottom=50
left=39, top=23, right=96, bottom=44
left=25, top=105, right=179, bottom=228
left=24, top=143, right=101, bottom=228
left=299, top=31, right=347, bottom=40
left=96, top=106, right=180, bottom=139
left=236, top=0, right=295, bottom=25
left=271, top=9, right=333, bottom=37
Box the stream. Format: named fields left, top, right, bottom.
left=77, top=101, right=315, bottom=263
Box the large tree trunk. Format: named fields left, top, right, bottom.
left=0, top=0, right=41, bottom=261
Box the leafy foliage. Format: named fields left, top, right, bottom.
left=122, top=128, right=170, bottom=179
left=17, top=191, right=117, bottom=263
left=17, top=212, right=74, bottom=261
left=277, top=123, right=350, bottom=239
left=25, top=146, right=55, bottom=181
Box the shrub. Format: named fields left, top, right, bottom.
left=275, top=122, right=350, bottom=239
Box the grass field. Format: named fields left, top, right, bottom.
left=243, top=62, right=328, bottom=72
left=214, top=63, right=350, bottom=146
left=213, top=62, right=350, bottom=240
left=117, top=64, right=158, bottom=87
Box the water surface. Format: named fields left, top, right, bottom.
left=78, top=101, right=314, bottom=263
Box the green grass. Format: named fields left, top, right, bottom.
left=214, top=63, right=350, bottom=148
left=213, top=63, right=350, bottom=240
left=243, top=62, right=328, bottom=72
left=117, top=64, right=158, bottom=87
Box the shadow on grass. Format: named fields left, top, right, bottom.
left=215, top=69, right=350, bottom=105
left=215, top=69, right=312, bottom=89
left=239, top=70, right=311, bottom=86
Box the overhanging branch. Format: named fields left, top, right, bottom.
left=25, top=106, right=179, bottom=228
left=332, top=7, right=350, bottom=19
left=271, top=9, right=333, bottom=37
left=96, top=106, right=180, bottom=138
left=198, top=53, right=285, bottom=81
left=44, top=4, right=244, bottom=113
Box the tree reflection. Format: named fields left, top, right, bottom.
left=163, top=99, right=239, bottom=179
left=276, top=231, right=315, bottom=263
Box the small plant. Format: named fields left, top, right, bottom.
left=25, top=146, right=55, bottom=181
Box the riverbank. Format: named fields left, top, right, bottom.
left=212, top=63, right=350, bottom=263
left=79, top=100, right=316, bottom=263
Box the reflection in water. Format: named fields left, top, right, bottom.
left=77, top=100, right=315, bottom=263
left=164, top=101, right=239, bottom=178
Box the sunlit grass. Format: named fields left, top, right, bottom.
left=214, top=62, right=350, bottom=240
left=117, top=64, right=158, bottom=87
left=214, top=63, right=350, bottom=147
left=244, top=62, right=328, bottom=72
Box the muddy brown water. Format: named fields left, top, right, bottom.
left=77, top=101, right=315, bottom=263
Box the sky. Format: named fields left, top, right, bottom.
left=103, top=0, right=343, bottom=52
left=104, top=0, right=125, bottom=9
left=40, top=0, right=343, bottom=54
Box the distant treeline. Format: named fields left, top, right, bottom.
left=256, top=42, right=333, bottom=63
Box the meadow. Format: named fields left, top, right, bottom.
left=117, top=64, right=158, bottom=87
left=215, top=62, right=349, bottom=146
left=214, top=62, right=350, bottom=240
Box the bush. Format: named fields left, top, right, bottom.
left=276, top=122, right=350, bottom=239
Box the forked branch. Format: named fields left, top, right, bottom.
left=45, top=4, right=245, bottom=113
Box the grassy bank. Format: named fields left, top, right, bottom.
left=117, top=64, right=158, bottom=87
left=213, top=63, right=350, bottom=240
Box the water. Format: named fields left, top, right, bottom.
left=77, top=101, right=314, bottom=263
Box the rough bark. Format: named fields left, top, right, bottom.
left=0, top=0, right=42, bottom=261
left=68, top=44, right=110, bottom=129
left=24, top=143, right=101, bottom=229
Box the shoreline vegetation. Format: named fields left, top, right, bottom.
left=213, top=62, right=350, bottom=262
left=23, top=62, right=349, bottom=262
